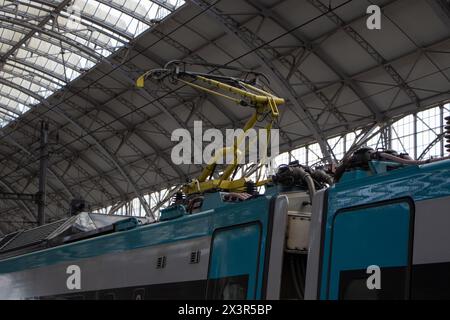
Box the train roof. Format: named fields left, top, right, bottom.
left=0, top=213, right=148, bottom=261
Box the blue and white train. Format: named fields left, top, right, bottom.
left=0, top=148, right=449, bottom=300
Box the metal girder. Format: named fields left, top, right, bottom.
left=82, top=157, right=203, bottom=209
left=28, top=0, right=134, bottom=41
left=293, top=37, right=450, bottom=106
left=418, top=132, right=445, bottom=160
left=188, top=0, right=334, bottom=162
left=0, top=5, right=125, bottom=52
left=0, top=178, right=34, bottom=221
left=8, top=57, right=67, bottom=84
left=0, top=103, right=20, bottom=117
left=0, top=16, right=102, bottom=62
left=0, top=0, right=187, bottom=220
left=0, top=38, right=86, bottom=77
left=149, top=6, right=296, bottom=148
left=53, top=117, right=153, bottom=217
left=244, top=0, right=385, bottom=122
left=74, top=70, right=192, bottom=177
left=3, top=61, right=64, bottom=87
left=0, top=192, right=36, bottom=201
left=6, top=0, right=131, bottom=44
left=0, top=23, right=99, bottom=66
left=10, top=85, right=233, bottom=204
left=427, top=0, right=450, bottom=28
left=1, top=66, right=58, bottom=93
left=138, top=28, right=295, bottom=147
left=0, top=0, right=72, bottom=63
left=0, top=91, right=33, bottom=111
left=0, top=2, right=104, bottom=67
left=66, top=86, right=187, bottom=183
left=1, top=115, right=127, bottom=205
left=92, top=50, right=209, bottom=179
left=51, top=87, right=193, bottom=180
left=0, top=78, right=153, bottom=218
left=1, top=77, right=186, bottom=208
left=50, top=144, right=122, bottom=201
left=132, top=43, right=239, bottom=126
left=269, top=92, right=450, bottom=156
left=352, top=123, right=385, bottom=151
left=147, top=0, right=179, bottom=12
left=108, top=200, right=128, bottom=216
left=1, top=133, right=75, bottom=200
left=306, top=0, right=421, bottom=108
left=242, top=0, right=348, bottom=125
left=0, top=109, right=16, bottom=120
left=0, top=112, right=15, bottom=122
left=91, top=0, right=178, bottom=13
left=93, top=0, right=173, bottom=25
left=0, top=128, right=101, bottom=225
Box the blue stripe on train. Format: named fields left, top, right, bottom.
left=0, top=193, right=274, bottom=297
left=319, top=160, right=450, bottom=299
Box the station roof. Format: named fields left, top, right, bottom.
left=0, top=0, right=449, bottom=233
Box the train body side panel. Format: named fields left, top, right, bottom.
left=328, top=201, right=412, bottom=299
left=0, top=237, right=211, bottom=299
left=314, top=160, right=450, bottom=300
left=0, top=195, right=288, bottom=300
left=411, top=196, right=450, bottom=299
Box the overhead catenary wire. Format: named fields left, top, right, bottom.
left=0, top=0, right=224, bottom=154
left=1, top=1, right=355, bottom=219
left=0, top=1, right=354, bottom=199
left=0, top=0, right=224, bottom=177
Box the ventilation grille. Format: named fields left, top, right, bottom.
left=0, top=231, right=20, bottom=250
left=156, top=256, right=166, bottom=269
left=190, top=250, right=201, bottom=264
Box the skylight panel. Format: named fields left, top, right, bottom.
left=0, top=0, right=185, bottom=125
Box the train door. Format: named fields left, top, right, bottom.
left=206, top=223, right=262, bottom=300
left=325, top=199, right=414, bottom=300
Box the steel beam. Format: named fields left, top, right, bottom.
left=1, top=133, right=75, bottom=200
left=0, top=193, right=36, bottom=201
left=244, top=0, right=385, bottom=121
left=0, top=77, right=153, bottom=218
left=427, top=0, right=450, bottom=28
left=0, top=24, right=99, bottom=66
left=306, top=0, right=421, bottom=108
left=0, top=179, right=34, bottom=221
left=0, top=3, right=103, bottom=64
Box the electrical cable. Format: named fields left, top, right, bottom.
left=0, top=0, right=224, bottom=178
left=0, top=0, right=223, bottom=155
left=1, top=1, right=354, bottom=190
left=377, top=152, right=450, bottom=165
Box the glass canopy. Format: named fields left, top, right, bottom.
left=0, top=0, right=184, bottom=127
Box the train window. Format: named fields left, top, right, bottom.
left=208, top=224, right=260, bottom=299
left=207, top=275, right=248, bottom=300
left=339, top=267, right=408, bottom=300
left=133, top=288, right=145, bottom=300
left=99, top=292, right=116, bottom=300
left=340, top=278, right=380, bottom=300
left=330, top=199, right=413, bottom=300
